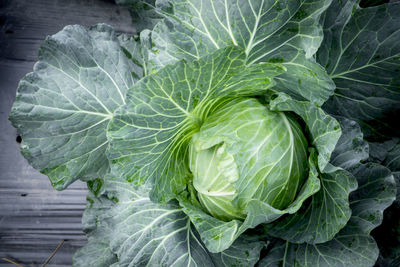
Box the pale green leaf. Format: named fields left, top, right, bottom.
left=269, top=92, right=341, bottom=171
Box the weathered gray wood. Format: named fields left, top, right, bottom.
left=0, top=0, right=135, bottom=265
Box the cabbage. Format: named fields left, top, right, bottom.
left=190, top=98, right=308, bottom=220
left=9, top=0, right=400, bottom=266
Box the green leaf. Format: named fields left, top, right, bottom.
left=73, top=239, right=117, bottom=267
left=148, top=0, right=335, bottom=105
left=9, top=24, right=137, bottom=190
left=108, top=187, right=209, bottom=266
left=330, top=117, right=369, bottom=170
left=259, top=231, right=378, bottom=267
left=369, top=139, right=400, bottom=172
left=263, top=167, right=357, bottom=244
left=74, top=175, right=264, bottom=266
left=318, top=2, right=400, bottom=141
left=177, top=197, right=242, bottom=253
left=210, top=235, right=264, bottom=266
left=269, top=92, right=342, bottom=171
left=73, top=193, right=118, bottom=266
left=107, top=46, right=284, bottom=202
left=272, top=50, right=336, bottom=106
left=349, top=163, right=396, bottom=234
left=152, top=0, right=331, bottom=65
left=354, top=145, right=399, bottom=267
left=371, top=189, right=400, bottom=267
left=369, top=138, right=400, bottom=201
left=118, top=33, right=150, bottom=79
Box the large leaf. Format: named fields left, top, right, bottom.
left=118, top=33, right=151, bottom=79
left=107, top=46, right=285, bottom=202
left=147, top=0, right=335, bottom=105
left=368, top=139, right=400, bottom=266
left=9, top=24, right=138, bottom=190
left=152, top=0, right=331, bottom=63
left=271, top=50, right=336, bottom=106
left=73, top=176, right=264, bottom=266
left=318, top=1, right=400, bottom=141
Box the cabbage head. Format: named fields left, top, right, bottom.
left=190, top=98, right=308, bottom=221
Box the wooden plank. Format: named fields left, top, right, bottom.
left=0, top=0, right=135, bottom=265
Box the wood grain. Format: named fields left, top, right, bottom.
left=0, top=0, right=135, bottom=265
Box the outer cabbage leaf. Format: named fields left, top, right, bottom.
left=330, top=117, right=369, bottom=170
left=368, top=139, right=400, bottom=266
left=73, top=193, right=118, bottom=266
left=370, top=139, right=400, bottom=175
left=260, top=232, right=378, bottom=267
left=262, top=96, right=357, bottom=244
left=271, top=49, right=335, bottom=106
left=107, top=46, right=285, bottom=202
left=73, top=176, right=264, bottom=266
left=118, top=33, right=152, bottom=79
left=259, top=162, right=395, bottom=267
left=152, top=0, right=331, bottom=63
left=263, top=168, right=357, bottom=244
left=9, top=24, right=137, bottom=190
left=147, top=0, right=335, bottom=105
left=318, top=1, right=400, bottom=141
left=349, top=163, right=396, bottom=235
left=269, top=92, right=341, bottom=171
